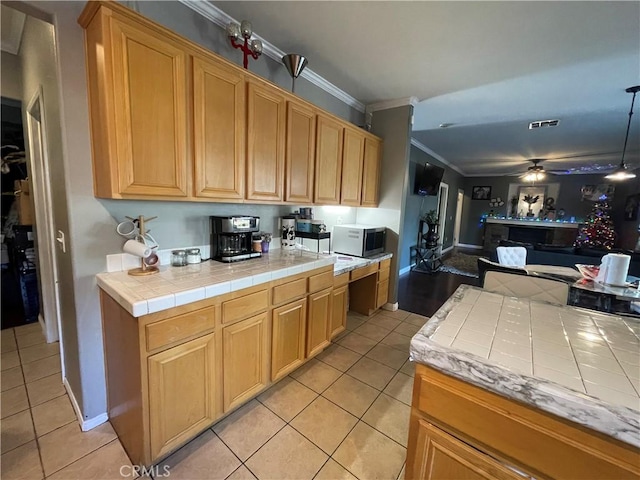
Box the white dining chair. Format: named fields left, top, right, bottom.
left=496, top=246, right=527, bottom=267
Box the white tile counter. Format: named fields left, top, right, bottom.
left=97, top=250, right=393, bottom=318
left=410, top=284, right=640, bottom=447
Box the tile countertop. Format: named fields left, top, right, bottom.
left=97, top=250, right=393, bottom=318
left=410, top=284, right=640, bottom=448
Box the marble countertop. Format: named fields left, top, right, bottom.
left=332, top=252, right=393, bottom=276
left=410, top=284, right=640, bottom=447
left=97, top=249, right=393, bottom=317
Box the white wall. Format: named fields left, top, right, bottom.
left=1, top=51, right=22, bottom=100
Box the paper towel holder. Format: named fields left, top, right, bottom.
left=127, top=215, right=160, bottom=276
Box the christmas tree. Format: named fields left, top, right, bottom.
left=574, top=200, right=616, bottom=249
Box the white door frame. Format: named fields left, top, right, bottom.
left=453, top=188, right=464, bottom=246
left=25, top=87, right=63, bottom=357
left=437, top=182, right=449, bottom=251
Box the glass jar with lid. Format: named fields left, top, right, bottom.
left=171, top=249, right=187, bottom=267
left=186, top=248, right=201, bottom=264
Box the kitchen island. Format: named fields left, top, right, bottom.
left=96, top=249, right=392, bottom=466
left=407, top=285, right=640, bottom=479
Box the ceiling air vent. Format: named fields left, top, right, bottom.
left=529, top=119, right=560, bottom=129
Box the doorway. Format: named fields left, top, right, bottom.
left=437, top=182, right=449, bottom=250
left=453, top=188, right=464, bottom=246
left=26, top=88, right=61, bottom=343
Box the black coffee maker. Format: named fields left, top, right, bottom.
left=210, top=216, right=261, bottom=262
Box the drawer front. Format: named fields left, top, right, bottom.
left=222, top=290, right=268, bottom=324
left=309, top=270, right=334, bottom=293
left=379, top=258, right=391, bottom=271
left=350, top=263, right=377, bottom=281
left=334, top=272, right=349, bottom=288
left=272, top=278, right=307, bottom=306
left=146, top=307, right=215, bottom=352
left=378, top=267, right=390, bottom=282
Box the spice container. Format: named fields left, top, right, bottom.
left=171, top=249, right=187, bottom=267
left=186, top=248, right=201, bottom=264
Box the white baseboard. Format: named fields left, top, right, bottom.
left=456, top=243, right=483, bottom=250
left=399, top=265, right=413, bottom=276
left=442, top=246, right=454, bottom=255
left=382, top=302, right=398, bottom=312
left=63, top=378, right=108, bottom=431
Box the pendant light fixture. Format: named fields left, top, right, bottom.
left=605, top=85, right=639, bottom=181
left=282, top=54, right=308, bottom=93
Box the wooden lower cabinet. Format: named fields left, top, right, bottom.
left=409, top=418, right=522, bottom=480
left=376, top=278, right=389, bottom=308
left=330, top=285, right=348, bottom=339
left=222, top=312, right=269, bottom=412
left=148, top=333, right=217, bottom=460
left=271, top=298, right=307, bottom=381
left=307, top=287, right=332, bottom=357
left=407, top=364, right=640, bottom=480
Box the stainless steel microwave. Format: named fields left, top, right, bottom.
left=333, top=224, right=386, bottom=258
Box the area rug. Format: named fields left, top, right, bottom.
left=439, top=252, right=485, bottom=278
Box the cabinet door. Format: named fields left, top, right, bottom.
left=193, top=56, right=245, bottom=200
left=376, top=278, right=389, bottom=309
left=314, top=114, right=344, bottom=205
left=330, top=285, right=348, bottom=339
left=222, top=312, right=269, bottom=412
left=340, top=128, right=365, bottom=206
left=307, top=287, right=332, bottom=358
left=110, top=16, right=189, bottom=197
left=407, top=418, right=522, bottom=480
left=285, top=101, right=315, bottom=203
left=272, top=298, right=307, bottom=381
left=246, top=82, right=286, bottom=202
left=148, top=333, right=217, bottom=460
left=361, top=137, right=382, bottom=207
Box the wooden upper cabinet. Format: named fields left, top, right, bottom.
left=100, top=13, right=189, bottom=198
left=246, top=82, right=286, bottom=202
left=340, top=127, right=365, bottom=206
left=314, top=114, right=344, bottom=205
left=193, top=56, right=245, bottom=200
left=361, top=136, right=382, bottom=207
left=285, top=101, right=315, bottom=203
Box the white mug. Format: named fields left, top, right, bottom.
left=123, top=239, right=151, bottom=258
left=117, top=220, right=139, bottom=238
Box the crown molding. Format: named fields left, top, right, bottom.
left=178, top=0, right=365, bottom=113
left=366, top=97, right=419, bottom=114
left=410, top=138, right=466, bottom=176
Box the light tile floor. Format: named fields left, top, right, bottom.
left=1, top=309, right=427, bottom=480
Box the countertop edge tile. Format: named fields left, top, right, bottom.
left=409, top=284, right=640, bottom=449
left=97, top=251, right=392, bottom=317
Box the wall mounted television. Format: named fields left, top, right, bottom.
left=414, top=162, right=445, bottom=196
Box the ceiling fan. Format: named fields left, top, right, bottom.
left=520, top=159, right=556, bottom=181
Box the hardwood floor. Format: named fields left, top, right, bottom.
left=397, top=270, right=479, bottom=318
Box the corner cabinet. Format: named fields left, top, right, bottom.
left=193, top=55, right=245, bottom=200
left=83, top=8, right=189, bottom=198
left=246, top=82, right=286, bottom=202
left=361, top=136, right=382, bottom=207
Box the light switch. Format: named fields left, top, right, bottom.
left=56, top=230, right=66, bottom=253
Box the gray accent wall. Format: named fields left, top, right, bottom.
left=459, top=173, right=639, bottom=247
left=399, top=147, right=464, bottom=270
left=357, top=105, right=412, bottom=304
